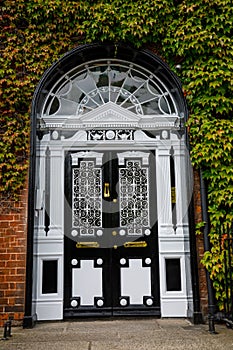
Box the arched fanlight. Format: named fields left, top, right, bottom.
left=41, top=60, right=178, bottom=118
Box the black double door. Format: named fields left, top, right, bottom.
left=64, top=149, right=160, bottom=317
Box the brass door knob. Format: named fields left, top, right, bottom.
left=112, top=230, right=117, bottom=236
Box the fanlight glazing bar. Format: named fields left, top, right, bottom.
left=41, top=60, right=178, bottom=119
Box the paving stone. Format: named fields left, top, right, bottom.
left=1, top=319, right=233, bottom=350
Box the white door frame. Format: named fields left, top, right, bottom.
left=32, top=123, right=193, bottom=320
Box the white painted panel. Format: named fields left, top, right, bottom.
left=121, top=259, right=151, bottom=304
left=36, top=301, right=63, bottom=320
left=161, top=298, right=188, bottom=317
left=72, top=260, right=102, bottom=305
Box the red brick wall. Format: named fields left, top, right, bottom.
left=193, top=169, right=208, bottom=316
left=0, top=186, right=28, bottom=327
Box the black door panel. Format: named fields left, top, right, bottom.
left=64, top=149, right=160, bottom=317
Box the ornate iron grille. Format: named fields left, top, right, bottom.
left=72, top=160, right=102, bottom=235
left=119, top=159, right=149, bottom=235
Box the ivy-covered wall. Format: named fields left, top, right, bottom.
left=1, top=0, right=232, bottom=310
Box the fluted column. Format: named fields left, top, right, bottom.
left=173, top=144, right=190, bottom=236
left=156, top=145, right=174, bottom=235
left=35, top=144, right=46, bottom=237
left=48, top=143, right=64, bottom=237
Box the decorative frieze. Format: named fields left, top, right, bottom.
left=87, top=129, right=134, bottom=141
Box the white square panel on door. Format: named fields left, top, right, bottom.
left=72, top=260, right=102, bottom=306
left=121, top=259, right=151, bottom=304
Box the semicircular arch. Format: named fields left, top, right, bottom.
left=32, top=43, right=188, bottom=127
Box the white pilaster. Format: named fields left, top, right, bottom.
left=173, top=144, right=190, bottom=236
left=33, top=139, right=64, bottom=321
left=157, top=138, right=193, bottom=318
left=48, top=143, right=64, bottom=237
left=35, top=144, right=47, bottom=238
left=156, top=144, right=174, bottom=235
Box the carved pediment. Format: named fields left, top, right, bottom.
left=41, top=102, right=141, bottom=129
left=41, top=101, right=179, bottom=131
left=80, top=102, right=141, bottom=125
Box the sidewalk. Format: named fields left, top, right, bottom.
left=1, top=318, right=233, bottom=350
